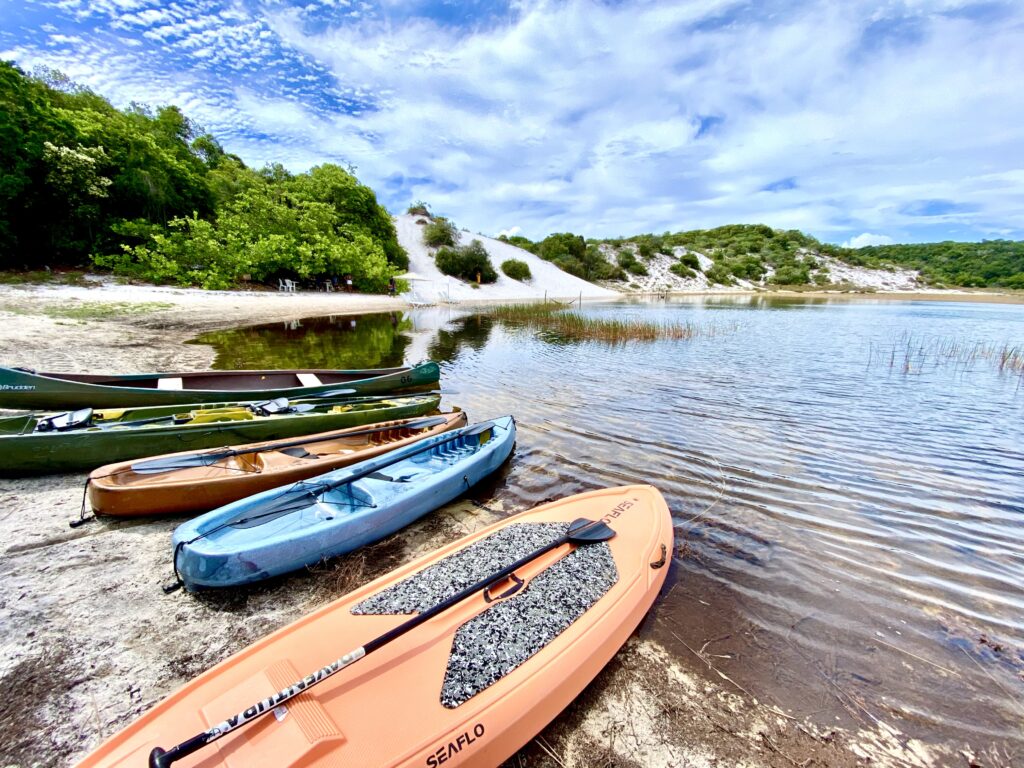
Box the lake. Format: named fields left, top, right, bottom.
left=195, top=296, right=1024, bottom=752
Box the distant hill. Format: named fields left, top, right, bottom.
left=500, top=225, right=1024, bottom=290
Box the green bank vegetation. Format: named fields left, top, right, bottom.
left=485, top=302, right=696, bottom=343
left=0, top=62, right=405, bottom=291
left=0, top=299, right=173, bottom=320
left=500, top=224, right=1024, bottom=290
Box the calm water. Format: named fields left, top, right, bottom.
left=196, top=297, right=1024, bottom=750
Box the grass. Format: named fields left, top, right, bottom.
left=0, top=269, right=93, bottom=287
left=0, top=299, right=174, bottom=320
left=870, top=332, right=1024, bottom=379
left=483, top=302, right=698, bottom=343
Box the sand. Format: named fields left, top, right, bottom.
left=0, top=278, right=987, bottom=767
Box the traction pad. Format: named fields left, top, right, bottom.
left=350, top=523, right=619, bottom=708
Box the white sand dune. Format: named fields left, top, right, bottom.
left=394, top=214, right=619, bottom=304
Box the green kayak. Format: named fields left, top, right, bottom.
left=0, top=394, right=441, bottom=476
left=0, top=362, right=439, bottom=410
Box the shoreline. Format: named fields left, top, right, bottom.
left=0, top=280, right=996, bottom=767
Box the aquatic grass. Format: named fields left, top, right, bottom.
left=869, top=332, right=1024, bottom=381
left=484, top=302, right=698, bottom=343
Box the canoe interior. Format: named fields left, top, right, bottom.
left=37, top=368, right=409, bottom=391
left=106, top=421, right=454, bottom=488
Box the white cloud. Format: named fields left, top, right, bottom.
left=8, top=0, right=1024, bottom=243
left=843, top=232, right=895, bottom=248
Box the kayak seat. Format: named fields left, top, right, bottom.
left=186, top=410, right=254, bottom=425
left=157, top=377, right=184, bottom=390
left=296, top=373, right=322, bottom=387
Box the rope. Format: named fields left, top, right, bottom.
left=68, top=477, right=95, bottom=528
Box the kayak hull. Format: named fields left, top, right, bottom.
left=0, top=363, right=439, bottom=409
left=76, top=485, right=674, bottom=768
left=87, top=411, right=469, bottom=517
left=173, top=416, right=517, bottom=589
left=0, top=396, right=441, bottom=476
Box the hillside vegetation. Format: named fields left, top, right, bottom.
left=0, top=62, right=405, bottom=290
left=500, top=225, right=1024, bottom=289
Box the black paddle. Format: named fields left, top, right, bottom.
left=190, top=421, right=501, bottom=530
left=129, top=416, right=451, bottom=474
left=149, top=517, right=615, bottom=768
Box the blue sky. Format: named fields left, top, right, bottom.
left=3, top=0, right=1023, bottom=245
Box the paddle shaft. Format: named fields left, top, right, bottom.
left=224, top=420, right=502, bottom=523
left=149, top=520, right=610, bottom=768
left=131, top=416, right=450, bottom=472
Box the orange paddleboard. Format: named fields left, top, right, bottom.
left=77, top=485, right=673, bottom=768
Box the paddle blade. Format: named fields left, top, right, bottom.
left=131, top=453, right=216, bottom=474
left=566, top=518, right=616, bottom=543
left=404, top=416, right=449, bottom=430
left=314, top=388, right=357, bottom=398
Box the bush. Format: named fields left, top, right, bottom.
left=407, top=201, right=430, bottom=216
left=617, top=250, right=647, bottom=275
left=670, top=263, right=696, bottom=279
left=769, top=263, right=812, bottom=285
left=423, top=217, right=458, bottom=248
left=501, top=258, right=532, bottom=281
left=435, top=239, right=497, bottom=283
left=678, top=252, right=700, bottom=270
left=704, top=263, right=734, bottom=286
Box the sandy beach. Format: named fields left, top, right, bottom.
left=0, top=279, right=1011, bottom=767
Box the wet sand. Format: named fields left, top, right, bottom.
left=0, top=285, right=989, bottom=767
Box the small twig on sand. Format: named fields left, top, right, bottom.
left=671, top=630, right=797, bottom=721
left=960, top=648, right=1024, bottom=717
left=534, top=736, right=568, bottom=767
left=873, top=638, right=960, bottom=677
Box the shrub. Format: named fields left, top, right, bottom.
left=423, top=217, right=458, bottom=248
left=501, top=258, right=532, bottom=281
left=435, top=239, right=497, bottom=283
left=617, top=250, right=647, bottom=275
left=670, top=262, right=696, bottom=279
left=407, top=201, right=430, bottom=216
left=678, top=252, right=700, bottom=270
left=704, top=263, right=734, bottom=286
left=769, top=263, right=812, bottom=285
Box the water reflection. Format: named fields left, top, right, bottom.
left=196, top=298, right=1024, bottom=752
left=193, top=312, right=413, bottom=370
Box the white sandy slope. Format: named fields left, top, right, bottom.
left=594, top=243, right=923, bottom=293
left=393, top=214, right=619, bottom=303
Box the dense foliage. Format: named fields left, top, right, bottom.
left=501, top=258, right=532, bottom=281
left=435, top=239, right=497, bottom=283
left=853, top=241, right=1024, bottom=288
left=422, top=217, right=459, bottom=248
left=535, top=233, right=624, bottom=281
left=0, top=62, right=406, bottom=289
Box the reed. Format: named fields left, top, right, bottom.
left=871, top=332, right=1024, bottom=379
left=484, top=302, right=698, bottom=343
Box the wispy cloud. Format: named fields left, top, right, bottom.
left=2, top=0, right=1023, bottom=244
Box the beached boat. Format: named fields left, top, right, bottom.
left=171, top=416, right=517, bottom=589
left=87, top=411, right=469, bottom=517
left=0, top=394, right=441, bottom=476
left=77, top=485, right=673, bottom=768
left=0, top=362, right=439, bottom=409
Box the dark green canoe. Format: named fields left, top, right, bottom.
left=0, top=362, right=439, bottom=410
left=0, top=394, right=441, bottom=476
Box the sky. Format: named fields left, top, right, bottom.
left=3, top=0, right=1023, bottom=245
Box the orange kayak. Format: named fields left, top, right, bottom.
left=87, top=412, right=467, bottom=517
left=76, top=485, right=673, bottom=768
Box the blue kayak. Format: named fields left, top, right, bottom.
left=171, top=416, right=516, bottom=589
